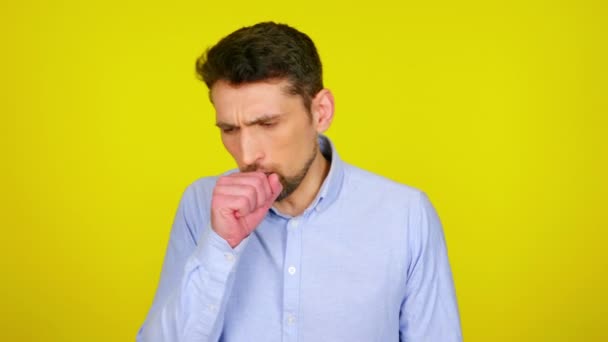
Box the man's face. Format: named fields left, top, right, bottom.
left=211, top=79, right=320, bottom=201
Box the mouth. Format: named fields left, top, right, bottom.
left=243, top=168, right=273, bottom=176
left=241, top=165, right=276, bottom=176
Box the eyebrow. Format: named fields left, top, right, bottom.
left=215, top=113, right=284, bottom=129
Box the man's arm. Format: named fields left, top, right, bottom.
left=136, top=184, right=249, bottom=342
left=399, top=192, right=463, bottom=341
left=137, top=172, right=282, bottom=342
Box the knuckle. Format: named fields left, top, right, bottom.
left=244, top=184, right=257, bottom=197
left=212, top=185, right=227, bottom=196
left=255, top=176, right=269, bottom=194
left=253, top=174, right=264, bottom=187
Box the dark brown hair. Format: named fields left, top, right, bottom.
left=195, top=22, right=323, bottom=111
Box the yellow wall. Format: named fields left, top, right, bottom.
left=1, top=1, right=606, bottom=341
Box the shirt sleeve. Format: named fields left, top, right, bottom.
left=136, top=184, right=251, bottom=342
left=399, top=191, right=463, bottom=342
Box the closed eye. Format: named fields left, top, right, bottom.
left=259, top=121, right=277, bottom=128
left=221, top=127, right=239, bottom=134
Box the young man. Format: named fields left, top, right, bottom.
left=137, top=22, right=462, bottom=342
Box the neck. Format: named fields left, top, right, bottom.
left=273, top=149, right=330, bottom=217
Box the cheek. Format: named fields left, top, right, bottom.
left=271, top=125, right=302, bottom=154
left=274, top=126, right=315, bottom=164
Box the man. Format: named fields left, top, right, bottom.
left=137, top=22, right=462, bottom=342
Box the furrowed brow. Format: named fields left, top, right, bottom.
left=243, top=113, right=284, bottom=126
left=215, top=113, right=285, bottom=130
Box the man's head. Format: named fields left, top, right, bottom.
left=196, top=22, right=334, bottom=202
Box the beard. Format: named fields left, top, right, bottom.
left=241, top=138, right=318, bottom=202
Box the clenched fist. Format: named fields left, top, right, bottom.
left=211, top=172, right=283, bottom=248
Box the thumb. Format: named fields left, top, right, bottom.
left=267, top=173, right=283, bottom=204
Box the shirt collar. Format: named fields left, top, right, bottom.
left=311, top=134, right=345, bottom=213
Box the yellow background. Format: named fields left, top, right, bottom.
left=1, top=0, right=606, bottom=341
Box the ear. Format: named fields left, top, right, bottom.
left=311, top=89, right=335, bottom=134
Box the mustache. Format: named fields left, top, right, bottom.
left=240, top=164, right=274, bottom=175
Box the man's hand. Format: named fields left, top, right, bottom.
left=211, top=172, right=283, bottom=248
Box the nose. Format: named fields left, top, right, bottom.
left=240, top=130, right=264, bottom=167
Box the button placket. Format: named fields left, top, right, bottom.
left=282, top=217, right=303, bottom=342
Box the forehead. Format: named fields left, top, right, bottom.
left=210, top=79, right=299, bottom=116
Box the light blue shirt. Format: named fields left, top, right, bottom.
left=137, top=135, right=462, bottom=342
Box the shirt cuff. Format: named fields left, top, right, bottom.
left=187, top=223, right=252, bottom=277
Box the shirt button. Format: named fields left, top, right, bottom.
left=288, top=266, right=296, bottom=275
left=289, top=219, right=299, bottom=229
left=286, top=313, right=296, bottom=325
left=207, top=304, right=218, bottom=312
left=224, top=253, right=235, bottom=262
